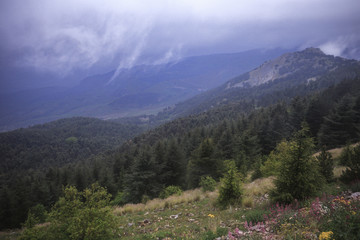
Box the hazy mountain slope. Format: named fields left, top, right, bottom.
left=0, top=48, right=288, bottom=132
left=159, top=48, right=360, bottom=119
left=0, top=117, right=143, bottom=173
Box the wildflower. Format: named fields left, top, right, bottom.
left=351, top=211, right=356, bottom=215
left=319, top=231, right=333, bottom=240
left=208, top=214, right=215, bottom=218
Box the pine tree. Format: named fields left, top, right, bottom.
left=289, top=96, right=306, bottom=132
left=271, top=124, right=323, bottom=203
left=316, top=147, right=334, bottom=182
left=305, top=95, right=329, bottom=138
left=124, top=148, right=160, bottom=203
left=187, top=138, right=221, bottom=188
left=163, top=139, right=185, bottom=187
left=340, top=145, right=360, bottom=183
left=318, top=95, right=357, bottom=148
left=217, top=160, right=243, bottom=208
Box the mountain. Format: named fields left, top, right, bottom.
left=0, top=48, right=289, bottom=132
left=157, top=48, right=360, bottom=119
left=2, top=47, right=360, bottom=230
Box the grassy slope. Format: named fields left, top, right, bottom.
left=0, top=145, right=356, bottom=240
left=114, top=178, right=275, bottom=240
left=112, top=146, right=354, bottom=239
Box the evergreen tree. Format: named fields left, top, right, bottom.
left=316, top=147, right=334, bottom=182
left=124, top=148, right=160, bottom=203
left=187, top=138, right=221, bottom=188
left=271, top=124, right=323, bottom=203
left=318, top=95, right=357, bottom=148
left=163, top=139, right=185, bottom=187
left=340, top=145, right=360, bottom=183
left=217, top=128, right=234, bottom=159
left=288, top=96, right=306, bottom=132
left=305, top=95, right=329, bottom=138
left=217, top=160, right=243, bottom=208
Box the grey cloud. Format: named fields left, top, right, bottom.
left=1, top=0, right=360, bottom=79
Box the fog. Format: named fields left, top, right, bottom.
left=1, top=0, right=360, bottom=87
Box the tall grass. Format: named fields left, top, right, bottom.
left=114, top=188, right=218, bottom=216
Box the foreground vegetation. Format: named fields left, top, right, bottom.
left=0, top=142, right=356, bottom=239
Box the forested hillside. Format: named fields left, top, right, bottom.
left=1, top=72, right=360, bottom=230
left=155, top=48, right=360, bottom=120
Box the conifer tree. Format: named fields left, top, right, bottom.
left=217, top=160, right=243, bottom=208
left=271, top=124, right=323, bottom=203
left=187, top=138, right=221, bottom=188
left=163, top=139, right=185, bottom=187
left=318, top=95, right=357, bottom=148
left=339, top=145, right=360, bottom=183
left=316, top=147, right=334, bottom=182
left=124, top=148, right=160, bottom=203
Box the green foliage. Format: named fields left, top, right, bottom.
left=271, top=125, right=324, bottom=203
left=340, top=145, right=360, bottom=183
left=187, top=138, right=222, bottom=188
left=318, top=95, right=359, bottom=148
left=65, top=136, right=78, bottom=144
left=217, top=160, right=243, bottom=208
left=25, top=204, right=47, bottom=226
left=111, top=191, right=127, bottom=206
left=3, top=68, right=360, bottom=229
left=317, top=148, right=334, bottom=182
left=202, top=230, right=217, bottom=240
left=159, top=185, right=183, bottom=199
left=124, top=148, right=161, bottom=203
left=0, top=117, right=143, bottom=173
left=251, top=158, right=263, bottom=181
left=320, top=196, right=360, bottom=240
left=261, top=141, right=290, bottom=177
left=23, top=212, right=39, bottom=229
left=162, top=139, right=186, bottom=187
left=20, top=183, right=118, bottom=240
left=243, top=208, right=271, bottom=223
left=199, top=176, right=217, bottom=192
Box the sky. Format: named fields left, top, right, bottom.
left=1, top=0, right=360, bottom=88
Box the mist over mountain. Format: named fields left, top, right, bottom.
left=156, top=48, right=360, bottom=119
left=0, top=48, right=288, bottom=132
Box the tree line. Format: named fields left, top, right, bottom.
left=1, top=76, right=360, bottom=229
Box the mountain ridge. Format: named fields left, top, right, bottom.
left=153, top=47, right=360, bottom=120
left=0, top=48, right=289, bottom=132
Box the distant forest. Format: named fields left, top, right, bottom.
left=1, top=75, right=360, bottom=229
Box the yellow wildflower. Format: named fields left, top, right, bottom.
left=351, top=211, right=356, bottom=215
left=208, top=214, right=215, bottom=218
left=319, top=231, right=333, bottom=240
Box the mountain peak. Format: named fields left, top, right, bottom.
left=301, top=47, right=325, bottom=55
left=226, top=47, right=354, bottom=89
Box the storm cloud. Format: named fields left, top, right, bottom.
left=1, top=0, right=360, bottom=78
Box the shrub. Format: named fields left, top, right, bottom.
left=22, top=204, right=47, bottom=228
left=111, top=191, right=127, bottom=206
left=159, top=185, right=182, bottom=199
left=20, top=183, right=118, bottom=240
left=242, top=197, right=253, bottom=208
left=200, top=176, right=217, bottom=192
left=319, top=196, right=360, bottom=240
left=202, top=230, right=216, bottom=240
left=244, top=208, right=270, bottom=223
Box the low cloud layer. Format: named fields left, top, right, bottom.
left=1, top=0, right=360, bottom=79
